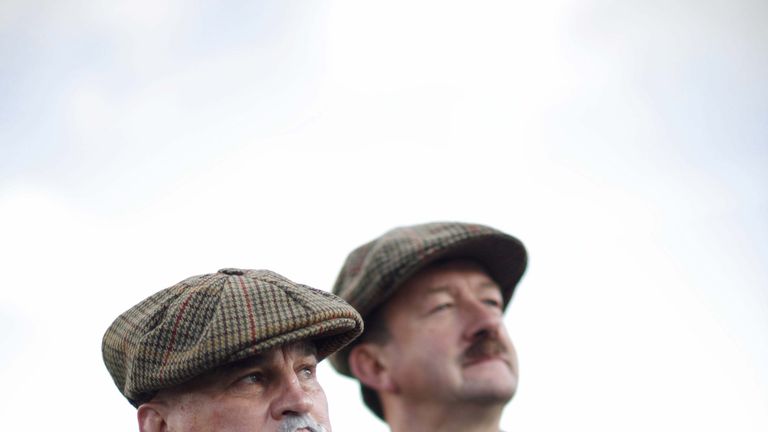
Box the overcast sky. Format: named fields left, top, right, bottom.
left=1, top=1, right=766, bottom=431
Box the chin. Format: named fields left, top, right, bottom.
left=461, top=378, right=517, bottom=403
left=464, top=356, right=516, bottom=379
left=461, top=367, right=518, bottom=401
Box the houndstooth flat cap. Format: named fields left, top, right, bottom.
left=103, top=268, right=363, bottom=407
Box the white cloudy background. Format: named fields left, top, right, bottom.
left=1, top=1, right=766, bottom=431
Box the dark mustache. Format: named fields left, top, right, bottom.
left=462, top=334, right=508, bottom=363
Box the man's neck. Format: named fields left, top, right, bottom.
left=384, top=399, right=505, bottom=432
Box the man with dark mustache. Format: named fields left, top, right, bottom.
left=330, top=222, right=527, bottom=432
left=102, top=268, right=363, bottom=432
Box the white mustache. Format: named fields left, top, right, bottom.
left=277, top=413, right=327, bottom=432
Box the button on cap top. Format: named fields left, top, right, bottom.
left=218, top=268, right=244, bottom=276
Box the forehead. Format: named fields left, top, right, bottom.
left=389, top=259, right=499, bottom=303
left=222, top=341, right=318, bottom=371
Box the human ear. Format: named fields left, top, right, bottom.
left=137, top=402, right=167, bottom=432
left=348, top=343, right=398, bottom=393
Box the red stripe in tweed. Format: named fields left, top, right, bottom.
left=160, top=294, right=193, bottom=376
left=237, top=276, right=257, bottom=342
left=405, top=227, right=427, bottom=261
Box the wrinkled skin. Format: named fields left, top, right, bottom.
left=138, top=342, right=331, bottom=432
left=379, top=260, right=519, bottom=406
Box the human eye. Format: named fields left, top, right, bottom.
left=241, top=371, right=266, bottom=385
left=482, top=298, right=502, bottom=308
left=298, top=364, right=316, bottom=380
left=293, top=360, right=318, bottom=388
left=230, top=369, right=268, bottom=394
left=430, top=302, right=454, bottom=314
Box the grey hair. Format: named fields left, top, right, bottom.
left=278, top=413, right=327, bottom=432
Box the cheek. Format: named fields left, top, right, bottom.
left=391, top=328, right=460, bottom=367
left=168, top=397, right=211, bottom=430
left=310, top=388, right=332, bottom=428
left=408, top=318, right=461, bottom=344
left=419, top=325, right=461, bottom=354
left=193, top=397, right=269, bottom=430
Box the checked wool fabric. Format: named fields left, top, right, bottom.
left=102, top=268, right=363, bottom=407
left=329, top=221, right=527, bottom=377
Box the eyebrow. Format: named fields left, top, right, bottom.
left=294, top=341, right=318, bottom=357
left=425, top=285, right=452, bottom=295
left=478, top=280, right=501, bottom=290
left=223, top=354, right=267, bottom=372
left=425, top=279, right=500, bottom=294
left=220, top=342, right=318, bottom=373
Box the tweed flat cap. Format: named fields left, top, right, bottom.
left=103, top=268, right=363, bottom=407
left=329, top=221, right=527, bottom=376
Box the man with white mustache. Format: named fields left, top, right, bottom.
left=330, top=222, right=528, bottom=432
left=103, top=268, right=362, bottom=432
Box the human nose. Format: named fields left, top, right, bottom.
left=461, top=297, right=504, bottom=342
left=270, top=373, right=314, bottom=419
